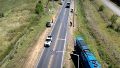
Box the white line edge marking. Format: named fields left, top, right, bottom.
left=48, top=8, right=67, bottom=68
left=60, top=26, right=67, bottom=68
left=56, top=51, right=80, bottom=68
left=61, top=0, right=72, bottom=68
left=52, top=8, right=67, bottom=51
left=59, top=39, right=65, bottom=40
left=49, top=1, right=66, bottom=35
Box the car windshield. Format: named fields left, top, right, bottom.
left=46, top=39, right=51, bottom=41
left=48, top=36, right=51, bottom=38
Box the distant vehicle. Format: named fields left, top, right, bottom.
left=44, top=36, right=52, bottom=47
left=46, top=22, right=51, bottom=27
left=75, top=36, right=101, bottom=68
left=66, top=2, right=70, bottom=8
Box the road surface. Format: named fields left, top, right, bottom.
left=36, top=0, right=70, bottom=68
left=102, top=0, right=120, bottom=16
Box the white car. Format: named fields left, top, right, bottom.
left=44, top=36, right=52, bottom=47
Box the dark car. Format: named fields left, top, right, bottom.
left=46, top=22, right=51, bottom=27
left=66, top=2, right=70, bottom=8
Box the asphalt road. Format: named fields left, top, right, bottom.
left=102, top=0, right=120, bottom=16
left=37, top=0, right=70, bottom=68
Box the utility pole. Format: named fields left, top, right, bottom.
left=56, top=51, right=80, bottom=68
left=73, top=54, right=79, bottom=68
left=73, top=0, right=75, bottom=27
left=52, top=0, right=54, bottom=23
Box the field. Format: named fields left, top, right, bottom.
left=0, top=0, right=59, bottom=68
left=75, top=0, right=120, bottom=68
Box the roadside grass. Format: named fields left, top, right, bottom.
left=93, top=0, right=120, bottom=31
left=0, top=1, right=60, bottom=68
left=93, top=0, right=114, bottom=18
left=81, top=0, right=120, bottom=67
left=0, top=6, right=32, bottom=62
left=0, top=0, right=60, bottom=68
left=75, top=0, right=103, bottom=66
left=1, top=13, right=50, bottom=68
left=0, top=0, right=36, bottom=15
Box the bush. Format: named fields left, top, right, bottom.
left=115, top=25, right=120, bottom=32
left=0, top=12, right=4, bottom=18
left=107, top=14, right=118, bottom=28
left=35, top=1, right=44, bottom=15
left=98, top=5, right=104, bottom=11
left=110, top=14, right=118, bottom=24
left=90, top=0, right=94, bottom=1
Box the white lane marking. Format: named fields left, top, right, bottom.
left=60, top=30, right=67, bottom=68
left=48, top=2, right=67, bottom=68
left=49, top=1, right=65, bottom=35
left=35, top=48, right=45, bottom=68
left=56, top=51, right=66, bottom=53
left=52, top=8, right=67, bottom=52
left=59, top=39, right=65, bottom=40
left=48, top=11, right=65, bottom=68
left=60, top=0, right=72, bottom=67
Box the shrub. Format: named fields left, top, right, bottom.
left=107, top=15, right=118, bottom=28
left=0, top=12, right=4, bottom=18
left=110, top=14, right=118, bottom=25
left=115, top=25, right=120, bottom=32
left=35, top=1, right=44, bottom=15
left=98, top=5, right=104, bottom=11
left=90, top=0, right=94, bottom=1
left=9, top=55, right=14, bottom=60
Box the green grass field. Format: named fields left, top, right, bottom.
left=75, top=0, right=102, bottom=65
left=0, top=0, right=36, bottom=63
left=76, top=0, right=120, bottom=68
left=0, top=0, right=35, bottom=12
left=0, top=0, right=59, bottom=68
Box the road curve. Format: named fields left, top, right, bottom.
left=102, top=0, right=120, bottom=16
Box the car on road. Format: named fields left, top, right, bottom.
left=66, top=2, right=70, bottom=8
left=44, top=36, right=52, bottom=47
left=46, top=22, right=51, bottom=27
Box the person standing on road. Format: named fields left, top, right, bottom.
left=70, top=21, right=72, bottom=27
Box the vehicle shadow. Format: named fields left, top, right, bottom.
left=70, top=46, right=84, bottom=68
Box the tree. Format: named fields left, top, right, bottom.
left=107, top=14, right=118, bottom=28
left=35, top=1, right=44, bottom=15
left=0, top=12, right=4, bottom=18
left=98, top=5, right=104, bottom=11
left=110, top=14, right=118, bottom=25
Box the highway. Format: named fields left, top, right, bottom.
left=37, top=0, right=70, bottom=68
